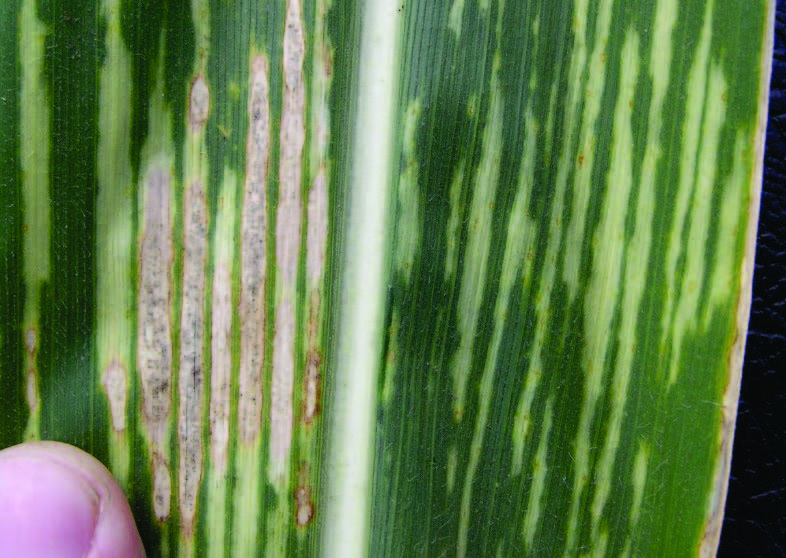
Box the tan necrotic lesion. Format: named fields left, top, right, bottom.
left=138, top=165, right=174, bottom=521
left=238, top=54, right=271, bottom=445
left=270, top=0, right=306, bottom=482
left=178, top=180, right=208, bottom=534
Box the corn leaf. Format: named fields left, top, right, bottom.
left=0, top=0, right=773, bottom=556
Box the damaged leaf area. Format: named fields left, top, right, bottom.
left=138, top=166, right=174, bottom=522
left=0, top=0, right=772, bottom=556
left=2, top=0, right=336, bottom=553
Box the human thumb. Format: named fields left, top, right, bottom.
left=0, top=441, right=145, bottom=558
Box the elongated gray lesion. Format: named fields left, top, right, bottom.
left=301, top=0, right=331, bottom=429
left=238, top=55, right=270, bottom=445
left=210, top=262, right=232, bottom=468
left=302, top=167, right=328, bottom=425
left=306, top=172, right=328, bottom=289
left=178, top=180, right=207, bottom=535
left=138, top=165, right=174, bottom=521
left=270, top=0, right=305, bottom=482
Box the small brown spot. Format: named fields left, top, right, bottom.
left=24, top=328, right=39, bottom=412
left=295, top=484, right=315, bottom=527
left=102, top=360, right=128, bottom=432
left=26, top=371, right=37, bottom=412
left=306, top=172, right=328, bottom=285
left=324, top=48, right=332, bottom=78
left=153, top=459, right=171, bottom=521
left=577, top=154, right=585, bottom=166
left=189, top=75, right=210, bottom=129
left=302, top=349, right=322, bottom=424
left=307, top=290, right=321, bottom=341
left=25, top=328, right=37, bottom=355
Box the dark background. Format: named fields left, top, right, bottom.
left=718, top=2, right=786, bottom=556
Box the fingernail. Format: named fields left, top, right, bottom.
left=0, top=455, right=100, bottom=557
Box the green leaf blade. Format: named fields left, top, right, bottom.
left=0, top=0, right=772, bottom=555
left=370, top=0, right=772, bottom=556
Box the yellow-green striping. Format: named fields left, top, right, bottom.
left=444, top=159, right=466, bottom=280
left=96, top=0, right=135, bottom=488
left=369, top=0, right=769, bottom=555
left=522, top=399, right=553, bottom=552
left=462, top=109, right=539, bottom=554
left=563, top=0, right=619, bottom=547
left=666, top=64, right=727, bottom=387
left=20, top=0, right=50, bottom=441
left=451, top=53, right=502, bottom=425
left=395, top=99, right=422, bottom=283
left=457, top=53, right=536, bottom=557
left=206, top=173, right=237, bottom=558
left=629, top=442, right=649, bottom=536
left=562, top=0, right=615, bottom=301
left=509, top=109, right=540, bottom=477
left=585, top=29, right=640, bottom=543
left=448, top=0, right=466, bottom=36
left=662, top=0, right=720, bottom=388
left=706, top=134, right=748, bottom=324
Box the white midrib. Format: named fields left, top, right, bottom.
left=320, top=2, right=400, bottom=557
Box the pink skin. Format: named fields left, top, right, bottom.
left=0, top=442, right=145, bottom=558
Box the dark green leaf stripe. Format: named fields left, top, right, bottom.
left=0, top=0, right=772, bottom=556
left=371, top=0, right=771, bottom=556
left=0, top=0, right=26, bottom=450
